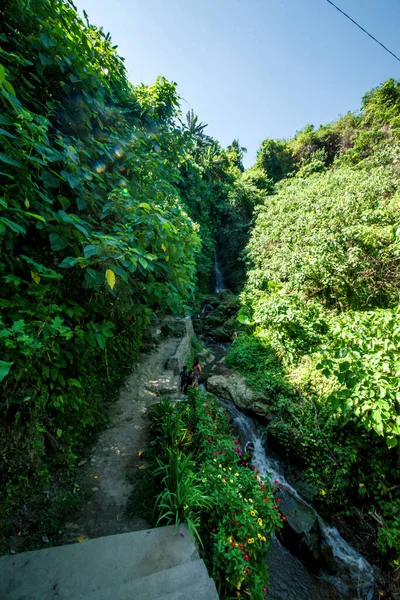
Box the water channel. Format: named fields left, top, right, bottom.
left=197, top=255, right=378, bottom=599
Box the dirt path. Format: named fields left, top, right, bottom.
left=61, top=331, right=183, bottom=544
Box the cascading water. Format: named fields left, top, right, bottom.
left=214, top=249, right=225, bottom=293
left=219, top=398, right=375, bottom=600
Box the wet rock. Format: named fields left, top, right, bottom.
left=214, top=327, right=232, bottom=342
left=249, top=399, right=269, bottom=418
left=207, top=373, right=256, bottom=409
left=295, top=480, right=318, bottom=502
left=278, top=489, right=321, bottom=567
left=205, top=314, right=225, bottom=327
left=321, top=543, right=338, bottom=574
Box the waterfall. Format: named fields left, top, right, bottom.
left=214, top=249, right=225, bottom=293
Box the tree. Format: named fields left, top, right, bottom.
left=256, top=138, right=295, bottom=182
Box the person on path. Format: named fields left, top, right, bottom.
left=193, top=357, right=202, bottom=387
left=184, top=370, right=194, bottom=393
left=180, top=365, right=188, bottom=394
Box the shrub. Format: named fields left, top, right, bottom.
left=149, top=389, right=282, bottom=599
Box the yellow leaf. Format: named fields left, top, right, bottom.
left=93, top=475, right=99, bottom=479
left=75, top=535, right=88, bottom=543
left=321, top=489, right=326, bottom=496
left=138, top=465, right=146, bottom=470
left=31, top=271, right=41, bottom=284
left=105, top=269, right=116, bottom=289
left=161, top=243, right=167, bottom=252
left=138, top=449, right=144, bottom=457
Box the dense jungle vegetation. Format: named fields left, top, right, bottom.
left=1, top=0, right=400, bottom=592
left=0, top=0, right=241, bottom=549
left=225, top=78, right=400, bottom=582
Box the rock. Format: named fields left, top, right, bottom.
left=295, top=480, right=318, bottom=502
left=278, top=489, right=320, bottom=567
left=207, top=373, right=256, bottom=410
left=197, top=348, right=215, bottom=366
left=204, top=315, right=224, bottom=327
left=214, top=327, right=231, bottom=342
left=320, top=543, right=337, bottom=574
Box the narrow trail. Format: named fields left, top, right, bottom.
left=61, top=329, right=183, bottom=544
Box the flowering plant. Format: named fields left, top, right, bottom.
left=150, top=389, right=282, bottom=598
left=185, top=388, right=282, bottom=598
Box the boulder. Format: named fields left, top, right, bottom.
left=204, top=315, right=225, bottom=327
left=214, top=327, right=232, bottom=342
left=207, top=373, right=256, bottom=410
left=277, top=489, right=321, bottom=568
left=197, top=348, right=215, bottom=366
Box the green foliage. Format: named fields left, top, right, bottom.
left=256, top=138, right=295, bottom=182
left=246, top=167, right=400, bottom=310
left=228, top=79, right=400, bottom=573
left=318, top=309, right=400, bottom=447
left=153, top=448, right=211, bottom=544
left=149, top=391, right=281, bottom=599
left=0, top=0, right=202, bottom=542
left=248, top=292, right=330, bottom=362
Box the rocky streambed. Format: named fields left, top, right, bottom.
left=194, top=292, right=381, bottom=600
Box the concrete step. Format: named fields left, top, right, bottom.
left=157, top=580, right=219, bottom=600
left=0, top=525, right=199, bottom=600
left=79, top=559, right=218, bottom=599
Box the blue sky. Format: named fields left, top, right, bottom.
left=73, top=0, right=400, bottom=166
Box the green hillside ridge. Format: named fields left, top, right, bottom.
left=225, top=79, right=400, bottom=576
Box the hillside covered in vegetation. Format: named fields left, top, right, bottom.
left=0, top=0, right=241, bottom=548
left=225, top=78, right=400, bottom=582
left=1, top=0, right=400, bottom=594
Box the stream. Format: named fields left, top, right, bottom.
left=220, top=397, right=375, bottom=600
left=197, top=287, right=377, bottom=599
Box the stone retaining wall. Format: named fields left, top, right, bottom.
left=165, top=317, right=194, bottom=375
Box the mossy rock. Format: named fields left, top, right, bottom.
left=205, top=314, right=225, bottom=327
left=214, top=327, right=232, bottom=342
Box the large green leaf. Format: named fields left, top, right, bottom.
left=0, top=360, right=13, bottom=382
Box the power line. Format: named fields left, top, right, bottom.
left=325, top=0, right=400, bottom=64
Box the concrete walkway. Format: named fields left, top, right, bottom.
left=59, top=318, right=191, bottom=545
left=0, top=525, right=219, bottom=600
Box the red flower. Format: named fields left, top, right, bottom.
left=260, top=485, right=265, bottom=491
left=274, top=480, right=279, bottom=484
left=239, top=543, right=244, bottom=550
left=244, top=554, right=250, bottom=561
left=277, top=498, right=281, bottom=503
left=231, top=541, right=236, bottom=548
left=212, top=528, right=216, bottom=532
left=264, top=497, right=270, bottom=502
left=281, top=515, right=287, bottom=521
left=245, top=567, right=250, bottom=575
left=263, top=587, right=267, bottom=594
